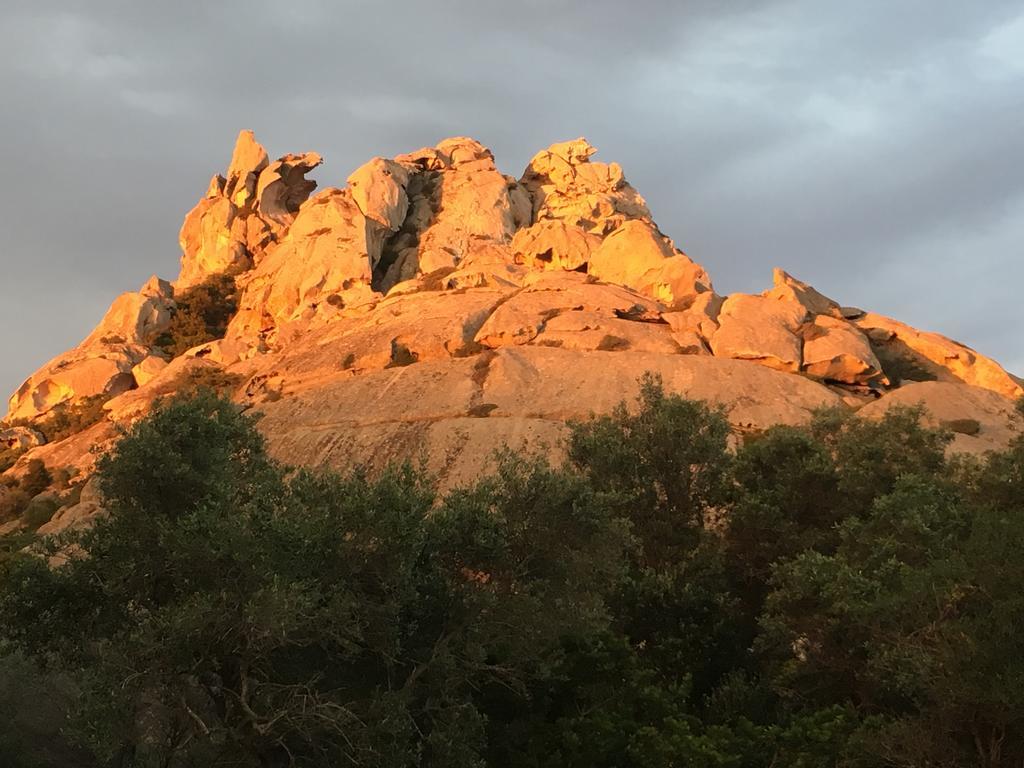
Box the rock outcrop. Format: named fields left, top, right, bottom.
left=4, top=131, right=1022, bottom=534
left=176, top=130, right=322, bottom=290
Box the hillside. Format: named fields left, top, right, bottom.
left=2, top=130, right=1022, bottom=536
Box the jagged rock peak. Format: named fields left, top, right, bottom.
left=176, top=130, right=322, bottom=290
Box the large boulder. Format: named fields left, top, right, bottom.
left=520, top=138, right=650, bottom=235
left=764, top=268, right=842, bottom=317
left=6, top=275, right=173, bottom=421
left=223, top=129, right=269, bottom=211
left=710, top=293, right=807, bottom=372
left=511, top=220, right=599, bottom=272
left=227, top=188, right=379, bottom=343
left=588, top=220, right=712, bottom=306
left=253, top=346, right=844, bottom=491
left=378, top=138, right=525, bottom=287
left=858, top=381, right=1022, bottom=455
left=81, top=276, right=174, bottom=347
left=256, top=152, right=323, bottom=224
left=473, top=273, right=662, bottom=349
left=801, top=315, right=886, bottom=386
left=346, top=157, right=410, bottom=234
left=7, top=352, right=138, bottom=421
left=855, top=312, right=1023, bottom=399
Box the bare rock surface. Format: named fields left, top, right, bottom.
left=858, top=381, right=1022, bottom=455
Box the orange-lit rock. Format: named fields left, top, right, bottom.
left=511, top=220, right=599, bottom=272
left=520, top=138, right=649, bottom=235
left=589, top=220, right=712, bottom=306
left=801, top=315, right=886, bottom=386
left=710, top=294, right=806, bottom=372
left=858, top=380, right=1022, bottom=455
left=856, top=312, right=1022, bottom=399
left=5, top=130, right=1022, bottom=513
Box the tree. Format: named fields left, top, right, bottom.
left=567, top=373, right=731, bottom=567
left=0, top=393, right=630, bottom=767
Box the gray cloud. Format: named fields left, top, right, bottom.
left=1, top=0, right=1022, bottom=401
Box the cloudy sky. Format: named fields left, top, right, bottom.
left=2, top=0, right=1022, bottom=401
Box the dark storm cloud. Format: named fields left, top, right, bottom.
left=1, top=0, right=1022, bottom=401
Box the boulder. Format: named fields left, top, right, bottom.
left=256, top=152, right=323, bottom=224
left=710, top=294, right=807, bottom=372
left=81, top=277, right=174, bottom=347
left=391, top=138, right=522, bottom=281
left=253, top=346, right=843, bottom=491
left=8, top=351, right=140, bottom=421
left=131, top=355, right=169, bottom=387
left=764, top=268, right=841, bottom=317
left=176, top=195, right=249, bottom=289
left=588, top=220, right=712, bottom=306
left=177, top=132, right=321, bottom=289
left=346, top=157, right=411, bottom=233
left=228, top=188, right=380, bottom=341
left=520, top=138, right=650, bottom=235
left=533, top=310, right=682, bottom=354
left=0, top=426, right=46, bottom=450
left=511, top=220, right=599, bottom=272
left=223, top=129, right=269, bottom=211
left=663, top=292, right=724, bottom=341
left=857, top=380, right=1022, bottom=455
left=855, top=312, right=1023, bottom=399
left=801, top=315, right=886, bottom=386
left=474, top=276, right=662, bottom=349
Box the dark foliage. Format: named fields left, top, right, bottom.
left=0, top=380, right=1022, bottom=766
left=150, top=272, right=240, bottom=358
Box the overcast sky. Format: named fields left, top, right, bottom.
left=2, top=0, right=1022, bottom=402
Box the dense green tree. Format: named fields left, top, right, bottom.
left=0, top=393, right=629, bottom=767
left=0, top=382, right=1022, bottom=767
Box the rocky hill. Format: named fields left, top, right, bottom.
left=2, top=130, right=1021, bottom=537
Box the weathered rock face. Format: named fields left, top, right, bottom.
left=6, top=274, right=174, bottom=421
left=520, top=137, right=649, bottom=234
left=4, top=130, right=1022, bottom=518
left=176, top=130, right=322, bottom=290
left=1, top=426, right=45, bottom=450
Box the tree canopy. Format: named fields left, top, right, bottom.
left=0, top=380, right=1022, bottom=767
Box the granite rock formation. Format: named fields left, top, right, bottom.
left=4, top=130, right=1021, bottom=535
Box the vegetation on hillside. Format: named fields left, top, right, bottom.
left=149, top=272, right=240, bottom=358
left=0, top=380, right=1021, bottom=767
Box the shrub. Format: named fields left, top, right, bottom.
left=150, top=272, right=240, bottom=358
left=174, top=366, right=246, bottom=397
left=2, top=382, right=1024, bottom=767
left=0, top=460, right=51, bottom=524
left=0, top=489, right=31, bottom=523
left=20, top=497, right=58, bottom=531
left=34, top=396, right=109, bottom=444
left=19, top=460, right=51, bottom=499
left=942, top=417, right=981, bottom=436
left=0, top=446, right=21, bottom=474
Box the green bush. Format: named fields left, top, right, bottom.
left=0, top=488, right=31, bottom=523
left=19, top=460, right=51, bottom=498
left=149, top=272, right=240, bottom=358
left=38, top=396, right=109, bottom=443
left=173, top=366, right=246, bottom=397
left=0, top=460, right=51, bottom=523
left=0, top=382, right=1022, bottom=767
left=19, top=497, right=58, bottom=531
left=0, top=446, right=22, bottom=474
